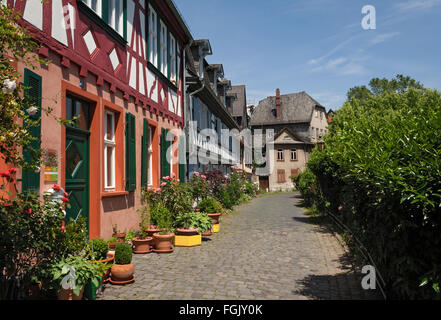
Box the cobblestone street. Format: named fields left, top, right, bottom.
left=99, top=192, right=381, bottom=300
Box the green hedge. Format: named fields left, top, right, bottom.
left=308, top=88, right=441, bottom=299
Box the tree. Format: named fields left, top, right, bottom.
left=347, top=74, right=424, bottom=102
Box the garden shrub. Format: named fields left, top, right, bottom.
left=198, top=197, right=223, bottom=213
left=114, top=243, right=132, bottom=265
left=89, top=238, right=109, bottom=261
left=308, top=87, right=441, bottom=299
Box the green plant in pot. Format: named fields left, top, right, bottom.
left=192, top=212, right=214, bottom=236
left=88, top=238, right=113, bottom=284
left=110, top=243, right=135, bottom=284
left=151, top=202, right=175, bottom=253
left=112, top=224, right=126, bottom=242
left=107, top=237, right=119, bottom=250
left=174, top=212, right=213, bottom=236
left=132, top=206, right=154, bottom=254
left=198, top=197, right=223, bottom=225
left=48, top=255, right=104, bottom=300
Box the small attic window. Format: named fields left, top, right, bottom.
left=271, top=108, right=277, bottom=117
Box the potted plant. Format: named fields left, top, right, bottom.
left=89, top=238, right=113, bottom=283
left=110, top=243, right=135, bottom=285
left=193, top=212, right=214, bottom=237
left=133, top=208, right=154, bottom=254
left=198, top=197, right=223, bottom=232
left=152, top=203, right=175, bottom=253
left=107, top=237, right=119, bottom=250
left=112, top=224, right=126, bottom=242
left=49, top=255, right=103, bottom=300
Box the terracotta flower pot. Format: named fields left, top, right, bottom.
left=176, top=228, right=199, bottom=236
left=57, top=286, right=85, bottom=300
left=153, top=232, right=174, bottom=251
left=195, top=208, right=200, bottom=212
left=91, top=253, right=114, bottom=283
left=146, top=225, right=164, bottom=237
left=207, top=212, right=221, bottom=224
left=113, top=233, right=126, bottom=242
left=108, top=242, right=119, bottom=250
left=201, top=230, right=212, bottom=237
left=132, top=237, right=153, bottom=254
left=111, top=263, right=135, bottom=282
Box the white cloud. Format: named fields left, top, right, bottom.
left=370, top=32, right=400, bottom=45
left=310, top=56, right=367, bottom=76
left=396, top=0, right=441, bottom=10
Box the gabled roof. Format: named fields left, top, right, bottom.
left=228, top=85, right=247, bottom=117
left=273, top=127, right=313, bottom=145
left=250, top=91, right=326, bottom=126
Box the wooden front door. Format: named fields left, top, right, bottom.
left=65, top=95, right=91, bottom=231
left=259, top=176, right=269, bottom=191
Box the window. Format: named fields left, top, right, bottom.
left=82, top=0, right=102, bottom=16
left=148, top=126, right=153, bottom=186
left=277, top=149, right=284, bottom=161
left=290, top=149, right=297, bottom=161
left=311, top=127, right=314, bottom=138
left=291, top=169, right=299, bottom=178
left=320, top=110, right=323, bottom=119
left=316, top=128, right=319, bottom=139
left=108, top=0, right=123, bottom=35
left=104, top=111, right=116, bottom=189
left=277, top=170, right=286, bottom=183
left=148, top=5, right=158, bottom=67
left=169, top=34, right=176, bottom=83
left=159, top=20, right=167, bottom=75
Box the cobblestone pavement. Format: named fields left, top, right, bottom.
left=98, top=192, right=382, bottom=300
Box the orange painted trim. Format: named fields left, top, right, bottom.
left=101, top=191, right=129, bottom=198
left=102, top=99, right=124, bottom=194
left=148, top=118, right=160, bottom=188
left=61, top=80, right=102, bottom=240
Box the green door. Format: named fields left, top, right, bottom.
left=65, top=96, right=91, bottom=231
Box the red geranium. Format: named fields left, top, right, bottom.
left=8, top=168, right=17, bottom=174
left=63, top=192, right=69, bottom=198
left=53, top=184, right=61, bottom=191
left=23, top=208, right=32, bottom=215
left=61, top=197, right=69, bottom=203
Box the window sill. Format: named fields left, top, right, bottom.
left=101, top=191, right=129, bottom=198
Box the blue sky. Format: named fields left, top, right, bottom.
left=173, top=0, right=441, bottom=110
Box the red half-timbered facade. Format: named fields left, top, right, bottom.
left=6, top=0, right=192, bottom=239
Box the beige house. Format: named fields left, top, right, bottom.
left=250, top=89, right=328, bottom=191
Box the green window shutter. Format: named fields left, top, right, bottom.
left=165, top=129, right=171, bottom=176
left=125, top=113, right=136, bottom=191
left=160, top=128, right=165, bottom=178
left=178, top=137, right=186, bottom=183
left=167, top=31, right=171, bottom=79
left=141, top=119, right=149, bottom=188
left=22, top=69, right=42, bottom=193
left=102, top=0, right=109, bottom=23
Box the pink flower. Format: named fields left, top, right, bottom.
left=338, top=206, right=343, bottom=211
left=171, top=172, right=176, bottom=178
left=161, top=182, right=167, bottom=187
left=0, top=171, right=10, bottom=178
left=61, top=225, right=65, bottom=232
left=53, top=184, right=61, bottom=191
left=156, top=188, right=162, bottom=192
left=201, top=175, right=206, bottom=179
left=207, top=180, right=211, bottom=183
left=193, top=172, right=199, bottom=177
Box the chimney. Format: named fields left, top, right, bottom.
left=276, top=88, right=281, bottom=118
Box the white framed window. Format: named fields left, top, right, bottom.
left=277, top=149, right=284, bottom=161
left=169, top=34, right=176, bottom=83
left=148, top=5, right=158, bottom=67
left=316, top=128, right=319, bottom=138
left=108, top=0, right=123, bottom=35
left=148, top=126, right=153, bottom=186
left=159, top=20, right=168, bottom=76
left=104, top=111, right=116, bottom=190
left=290, top=149, right=297, bottom=161
left=82, top=0, right=102, bottom=17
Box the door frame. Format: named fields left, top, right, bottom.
left=61, top=81, right=102, bottom=239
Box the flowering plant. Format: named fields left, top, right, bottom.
left=188, top=171, right=210, bottom=205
